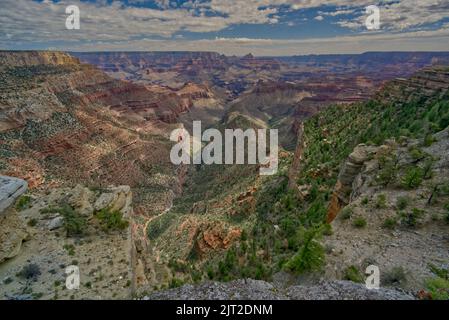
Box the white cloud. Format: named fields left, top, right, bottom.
left=0, top=0, right=448, bottom=54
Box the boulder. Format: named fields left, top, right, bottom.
left=94, top=186, right=132, bottom=216
left=0, top=208, right=29, bottom=263
left=48, top=216, right=64, bottom=230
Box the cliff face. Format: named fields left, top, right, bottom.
left=377, top=65, right=449, bottom=103
left=0, top=51, right=181, bottom=215
left=324, top=127, right=449, bottom=292
left=0, top=51, right=80, bottom=67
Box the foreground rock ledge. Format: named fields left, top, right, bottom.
left=143, top=279, right=415, bottom=300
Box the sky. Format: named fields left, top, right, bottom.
left=1, top=0, right=449, bottom=55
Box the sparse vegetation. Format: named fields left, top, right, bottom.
left=343, top=265, right=364, bottom=283
left=353, top=217, right=367, bottom=228
left=401, top=167, right=424, bottom=189
left=63, top=244, right=75, bottom=256
left=382, top=217, right=397, bottom=229
left=361, top=197, right=369, bottom=206
left=96, top=208, right=129, bottom=232
left=17, top=263, right=41, bottom=280
left=15, top=195, right=32, bottom=211
left=382, top=266, right=407, bottom=287
left=339, top=207, right=352, bottom=220
left=284, top=226, right=325, bottom=275
left=401, top=208, right=424, bottom=227
left=41, top=204, right=87, bottom=236
left=396, top=196, right=410, bottom=210
left=425, top=277, right=449, bottom=300
left=375, top=194, right=387, bottom=209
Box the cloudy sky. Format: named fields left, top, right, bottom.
left=1, top=0, right=449, bottom=55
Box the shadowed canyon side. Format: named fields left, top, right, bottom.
left=1, top=51, right=449, bottom=300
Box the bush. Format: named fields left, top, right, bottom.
left=396, top=196, right=409, bottom=210
left=96, top=208, right=129, bottom=232
left=409, top=147, right=425, bottom=161
left=284, top=227, right=324, bottom=274
left=15, top=195, right=32, bottom=211
left=423, top=133, right=436, bottom=147
left=375, top=194, right=387, bottom=209
left=401, top=167, right=424, bottom=189
left=382, top=266, right=407, bottom=287
left=401, top=208, right=424, bottom=227
left=147, top=212, right=177, bottom=240
left=376, top=157, right=397, bottom=186
left=382, top=217, right=397, bottom=229
left=17, top=263, right=41, bottom=280
left=339, top=207, right=353, bottom=220
left=41, top=204, right=87, bottom=237
left=353, top=217, right=367, bottom=228
left=343, top=265, right=364, bottom=283
left=425, top=277, right=449, bottom=300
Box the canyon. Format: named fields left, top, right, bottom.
left=1, top=50, right=449, bottom=300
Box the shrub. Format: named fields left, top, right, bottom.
left=41, top=204, right=87, bottom=237
left=15, top=195, right=32, bottom=211
left=284, top=227, right=324, bottom=274
left=396, top=196, right=409, bottom=210
left=17, top=263, right=41, bottom=280
left=428, top=264, right=449, bottom=280
left=353, top=217, right=367, bottom=228
left=339, top=207, right=353, bottom=220
left=343, top=265, right=364, bottom=283
left=425, top=277, right=449, bottom=300
left=376, top=158, right=397, bottom=186
left=382, top=217, right=397, bottom=229
left=375, top=194, right=387, bottom=209
left=96, top=208, right=129, bottom=232
left=422, top=160, right=434, bottom=180
left=423, top=134, right=436, bottom=147
left=401, top=208, right=424, bottom=227
left=147, top=212, right=177, bottom=240
left=361, top=197, right=369, bottom=206
left=409, top=147, right=425, bottom=161
left=63, top=244, right=75, bottom=256
left=401, top=167, right=424, bottom=189
left=382, top=266, right=407, bottom=287
left=169, top=278, right=185, bottom=289
left=322, top=223, right=333, bottom=236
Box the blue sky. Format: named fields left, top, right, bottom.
left=1, top=0, right=449, bottom=55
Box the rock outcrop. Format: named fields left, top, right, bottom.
left=326, top=144, right=379, bottom=223
left=0, top=183, right=134, bottom=300
left=144, top=279, right=414, bottom=300
left=0, top=176, right=29, bottom=264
